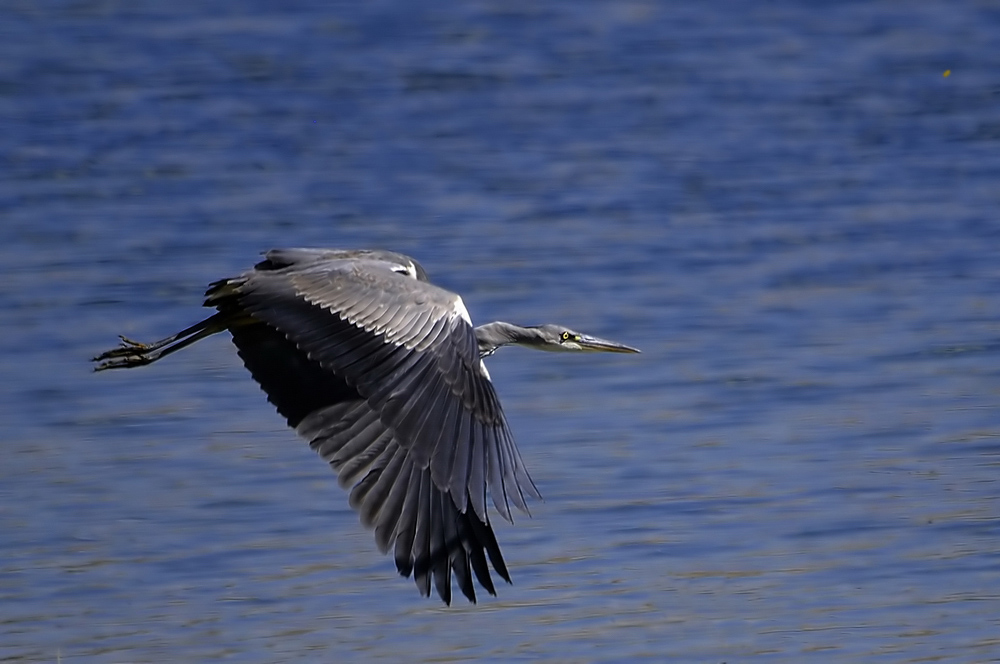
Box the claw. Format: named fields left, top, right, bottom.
left=118, top=335, right=149, bottom=349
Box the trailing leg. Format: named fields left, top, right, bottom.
left=93, top=312, right=232, bottom=371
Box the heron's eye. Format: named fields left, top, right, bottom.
left=560, top=331, right=572, bottom=341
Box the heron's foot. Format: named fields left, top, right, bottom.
left=92, top=336, right=161, bottom=370
left=93, top=353, right=155, bottom=372
left=92, top=336, right=155, bottom=362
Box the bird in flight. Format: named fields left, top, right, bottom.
left=94, top=248, right=639, bottom=604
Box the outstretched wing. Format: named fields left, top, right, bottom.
left=210, top=249, right=539, bottom=602
left=228, top=321, right=508, bottom=603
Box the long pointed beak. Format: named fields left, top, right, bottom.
left=576, top=334, right=641, bottom=354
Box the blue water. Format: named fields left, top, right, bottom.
left=3, top=1, right=1000, bottom=661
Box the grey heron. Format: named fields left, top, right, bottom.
left=94, top=248, right=639, bottom=604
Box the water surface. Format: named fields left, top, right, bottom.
left=2, top=1, right=1000, bottom=661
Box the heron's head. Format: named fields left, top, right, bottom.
left=528, top=324, right=641, bottom=354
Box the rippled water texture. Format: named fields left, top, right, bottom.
left=3, top=1, right=1000, bottom=661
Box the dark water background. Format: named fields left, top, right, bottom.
left=3, top=1, right=1000, bottom=661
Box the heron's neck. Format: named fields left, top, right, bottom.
left=475, top=321, right=544, bottom=358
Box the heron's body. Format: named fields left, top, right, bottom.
left=94, top=248, right=638, bottom=604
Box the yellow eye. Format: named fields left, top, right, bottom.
left=561, top=331, right=571, bottom=341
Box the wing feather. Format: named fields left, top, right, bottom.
left=447, top=401, right=472, bottom=512
left=412, top=470, right=433, bottom=598
left=498, top=426, right=529, bottom=512
left=429, top=489, right=451, bottom=604
left=445, top=497, right=474, bottom=603
left=465, top=516, right=495, bottom=596
left=373, top=455, right=414, bottom=553
left=370, top=302, right=403, bottom=336
left=486, top=423, right=510, bottom=520
left=356, top=442, right=407, bottom=529
left=336, top=425, right=393, bottom=488
left=429, top=387, right=461, bottom=507
left=393, top=462, right=422, bottom=577
left=348, top=434, right=398, bottom=512
left=467, top=422, right=487, bottom=521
